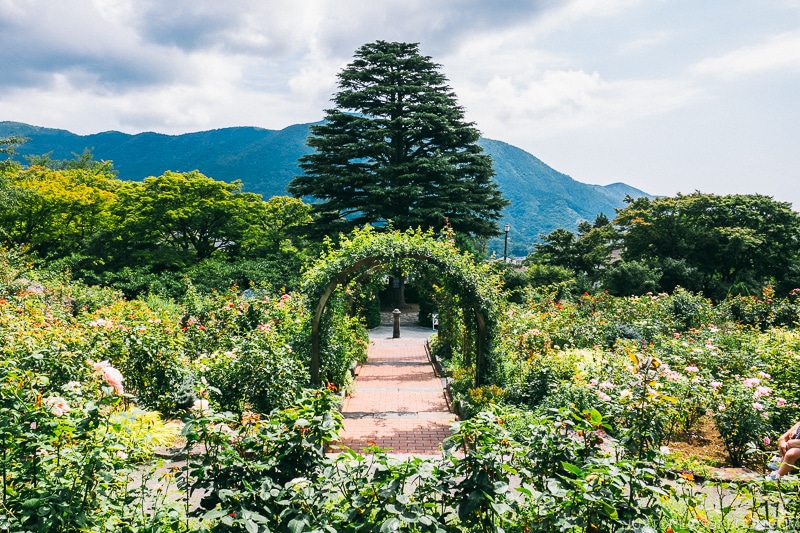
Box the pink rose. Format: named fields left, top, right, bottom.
left=754, top=386, right=773, bottom=398
left=102, top=366, right=124, bottom=394
left=94, top=361, right=124, bottom=394
left=45, top=396, right=70, bottom=417
left=743, top=377, right=761, bottom=388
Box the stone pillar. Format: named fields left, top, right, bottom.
left=392, top=309, right=401, bottom=338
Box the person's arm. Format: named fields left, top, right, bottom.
left=779, top=423, right=800, bottom=455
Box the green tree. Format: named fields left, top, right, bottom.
left=0, top=135, right=25, bottom=174
left=24, top=147, right=118, bottom=175
left=527, top=214, right=615, bottom=286
left=288, top=40, right=508, bottom=240
left=240, top=195, right=312, bottom=257
left=574, top=216, right=616, bottom=281
left=603, top=259, right=662, bottom=296
left=0, top=165, right=118, bottom=258
left=113, top=171, right=263, bottom=265
left=614, top=192, right=800, bottom=299
left=529, top=228, right=580, bottom=270
left=0, top=136, right=26, bottom=212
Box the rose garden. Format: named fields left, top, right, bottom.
left=2, top=227, right=800, bottom=533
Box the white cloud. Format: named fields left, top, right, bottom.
left=692, top=31, right=800, bottom=79
left=620, top=31, right=671, bottom=53
left=460, top=66, right=700, bottom=142
left=478, top=70, right=603, bottom=125
left=525, top=0, right=643, bottom=38
left=91, top=0, right=137, bottom=26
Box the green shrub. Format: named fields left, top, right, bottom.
left=713, top=376, right=776, bottom=467
left=201, top=335, right=309, bottom=415
left=361, top=292, right=381, bottom=329
left=603, top=260, right=662, bottom=297
left=669, top=287, right=713, bottom=331
left=525, top=263, right=574, bottom=288
left=0, top=358, right=179, bottom=532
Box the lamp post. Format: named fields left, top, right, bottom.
left=503, top=223, right=511, bottom=262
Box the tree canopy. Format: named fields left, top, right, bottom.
left=114, top=171, right=263, bottom=261
left=0, top=165, right=118, bottom=258
left=0, top=149, right=315, bottom=298
left=614, top=192, right=800, bottom=298
left=288, top=40, right=508, bottom=240
left=525, top=192, right=800, bottom=300
left=528, top=214, right=616, bottom=287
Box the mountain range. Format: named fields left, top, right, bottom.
left=0, top=121, right=651, bottom=257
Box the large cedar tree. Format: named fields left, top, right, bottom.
left=289, top=41, right=508, bottom=239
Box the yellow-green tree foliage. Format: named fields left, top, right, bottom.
left=0, top=165, right=117, bottom=257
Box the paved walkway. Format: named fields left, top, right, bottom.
left=336, top=326, right=455, bottom=455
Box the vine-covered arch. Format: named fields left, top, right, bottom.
left=301, top=227, right=504, bottom=386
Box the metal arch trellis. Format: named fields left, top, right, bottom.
left=303, top=231, right=499, bottom=387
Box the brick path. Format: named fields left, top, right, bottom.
left=336, top=327, right=454, bottom=455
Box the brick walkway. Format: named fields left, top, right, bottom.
left=336, top=327, right=455, bottom=455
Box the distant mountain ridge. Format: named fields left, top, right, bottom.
left=0, top=121, right=651, bottom=256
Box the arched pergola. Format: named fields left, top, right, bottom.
left=301, top=227, right=502, bottom=387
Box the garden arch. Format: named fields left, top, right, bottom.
left=301, top=227, right=503, bottom=387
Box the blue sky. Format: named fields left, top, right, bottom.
left=1, top=0, right=798, bottom=209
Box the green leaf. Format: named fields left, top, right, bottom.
left=245, top=519, right=259, bottom=533
left=288, top=517, right=309, bottom=533
left=561, top=461, right=583, bottom=476
left=546, top=478, right=567, bottom=497
left=490, top=501, right=512, bottom=515
left=202, top=509, right=229, bottom=520
left=21, top=498, right=41, bottom=509
left=601, top=500, right=619, bottom=520
left=379, top=517, right=401, bottom=533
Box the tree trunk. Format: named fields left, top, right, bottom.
left=390, top=274, right=406, bottom=308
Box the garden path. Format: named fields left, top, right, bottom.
left=335, top=325, right=454, bottom=455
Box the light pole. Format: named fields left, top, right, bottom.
left=503, top=223, right=510, bottom=262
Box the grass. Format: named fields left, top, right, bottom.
left=107, top=408, right=183, bottom=462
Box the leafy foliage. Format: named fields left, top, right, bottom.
left=0, top=155, right=313, bottom=298
left=5, top=164, right=800, bottom=531
left=525, top=192, right=800, bottom=302
left=301, top=226, right=504, bottom=384
left=0, top=165, right=118, bottom=258
left=289, top=40, right=508, bottom=240
left=113, top=170, right=263, bottom=261
left=614, top=192, right=800, bottom=299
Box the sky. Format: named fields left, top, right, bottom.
left=1, top=0, right=799, bottom=210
